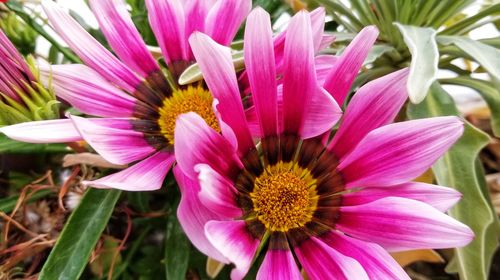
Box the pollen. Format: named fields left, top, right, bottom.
left=158, top=84, right=219, bottom=145
left=250, top=162, right=318, bottom=232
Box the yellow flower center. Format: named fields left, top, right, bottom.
left=158, top=84, right=219, bottom=145
left=250, top=162, right=319, bottom=232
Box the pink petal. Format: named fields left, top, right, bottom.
left=0, top=119, right=82, bottom=143
left=69, top=116, right=155, bottom=165
left=205, top=0, right=251, bottom=46
left=322, top=231, right=410, bottom=280
left=89, top=0, right=160, bottom=77
left=174, top=112, right=242, bottom=180
left=205, top=220, right=260, bottom=279
left=0, top=29, right=34, bottom=82
left=196, top=163, right=242, bottom=218
left=315, top=55, right=338, bottom=85
left=145, top=0, right=186, bottom=64
left=310, top=7, right=326, bottom=52
left=189, top=32, right=255, bottom=155
left=342, top=182, right=462, bottom=212
left=300, top=87, right=342, bottom=139
left=294, top=236, right=369, bottom=280
left=338, top=116, right=464, bottom=188
left=83, top=151, right=173, bottom=191
left=323, top=26, right=379, bottom=105
left=40, top=64, right=136, bottom=118
left=173, top=166, right=229, bottom=263
left=244, top=8, right=278, bottom=137
left=257, top=249, right=302, bottom=280
left=337, top=197, right=474, bottom=251
left=282, top=11, right=318, bottom=135
left=319, top=34, right=335, bottom=50
left=42, top=0, right=141, bottom=93
left=184, top=0, right=212, bottom=36
left=329, top=68, right=409, bottom=159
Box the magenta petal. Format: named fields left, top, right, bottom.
left=244, top=8, right=278, bottom=137
left=338, top=116, right=464, bottom=188
left=205, top=220, right=260, bottom=279
left=89, top=0, right=159, bottom=77
left=205, top=0, right=251, bottom=46
left=184, top=0, right=211, bottom=36
left=257, top=249, right=302, bottom=280
left=310, top=7, right=326, bottom=52
left=282, top=11, right=317, bottom=134
left=315, top=55, right=338, bottom=85
left=42, top=0, right=141, bottom=93
left=300, top=87, right=342, bottom=139
left=173, top=166, right=229, bottom=263
left=342, top=182, right=462, bottom=212
left=337, top=197, right=474, bottom=251
left=0, top=119, right=81, bottom=143
left=70, top=116, right=155, bottom=165
left=322, top=231, right=410, bottom=280
left=196, top=164, right=242, bottom=218
left=83, top=151, right=174, bottom=191
left=174, top=112, right=241, bottom=180
left=329, top=68, right=409, bottom=159
left=145, top=0, right=186, bottom=63
left=189, top=32, right=255, bottom=155
left=294, top=236, right=368, bottom=280
left=323, top=26, right=379, bottom=105
left=40, top=64, right=136, bottom=118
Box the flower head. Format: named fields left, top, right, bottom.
left=174, top=8, right=474, bottom=279
left=0, top=29, right=58, bottom=125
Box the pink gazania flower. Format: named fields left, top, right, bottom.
left=173, top=8, right=474, bottom=279
left=0, top=0, right=255, bottom=190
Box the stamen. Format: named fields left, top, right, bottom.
left=157, top=84, right=219, bottom=145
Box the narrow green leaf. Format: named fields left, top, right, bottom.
left=440, top=76, right=500, bottom=137
left=0, top=189, right=53, bottom=213
left=39, top=188, right=122, bottom=280
left=440, top=3, right=500, bottom=35
left=437, top=36, right=500, bottom=80
left=0, top=134, right=68, bottom=153
left=364, top=44, right=397, bottom=65
left=407, top=82, right=498, bottom=280
left=164, top=214, right=190, bottom=280
left=178, top=52, right=244, bottom=85
left=395, top=23, right=439, bottom=103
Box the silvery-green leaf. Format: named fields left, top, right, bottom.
left=178, top=51, right=244, bottom=85
left=395, top=23, right=439, bottom=104
left=364, top=44, right=396, bottom=65
left=437, top=35, right=500, bottom=80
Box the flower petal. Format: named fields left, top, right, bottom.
left=196, top=163, right=242, bottom=218
left=205, top=220, right=260, bottom=279
left=189, top=32, right=254, bottom=155
left=338, top=116, right=464, bottom=188
left=83, top=151, right=173, bottom=191
left=205, top=0, right=251, bottom=46
left=174, top=112, right=241, bottom=180
left=337, top=197, right=474, bottom=251
left=329, top=68, right=409, bottom=159
left=322, top=231, right=410, bottom=280
left=145, top=0, right=186, bottom=64
left=294, top=236, right=369, bottom=280
left=257, top=249, right=302, bottom=280
left=244, top=8, right=278, bottom=137
left=323, top=26, right=379, bottom=105
left=282, top=11, right=317, bottom=134
left=315, top=55, right=338, bottom=85
left=42, top=0, right=141, bottom=92
left=342, top=182, right=462, bottom=212
left=40, top=64, right=137, bottom=118
left=70, top=116, right=155, bottom=165
left=89, top=0, right=160, bottom=77
left=173, top=166, right=229, bottom=263
left=0, top=119, right=81, bottom=143
left=300, top=87, right=342, bottom=139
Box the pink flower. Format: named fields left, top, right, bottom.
left=1, top=0, right=253, bottom=191
left=174, top=8, right=474, bottom=279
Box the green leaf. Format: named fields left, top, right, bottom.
left=364, top=44, right=397, bottom=65
left=178, top=52, right=244, bottom=85
left=39, top=188, right=121, bottom=280
left=437, top=36, right=500, bottom=80
left=164, top=214, right=190, bottom=280
left=407, top=82, right=498, bottom=280
left=440, top=76, right=500, bottom=137
left=0, top=189, right=53, bottom=213
left=440, top=3, right=500, bottom=35
left=395, top=23, right=439, bottom=103
left=0, top=134, right=68, bottom=153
